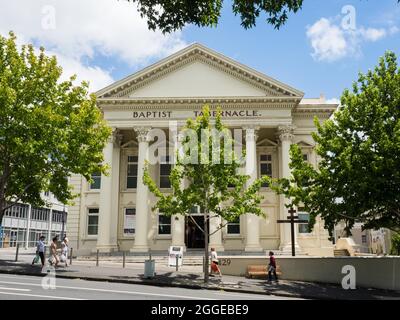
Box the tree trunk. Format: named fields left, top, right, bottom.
left=0, top=189, right=5, bottom=231
left=204, top=210, right=209, bottom=283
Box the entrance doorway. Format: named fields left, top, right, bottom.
left=185, top=215, right=209, bottom=249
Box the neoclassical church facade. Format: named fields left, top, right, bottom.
left=67, top=44, right=337, bottom=256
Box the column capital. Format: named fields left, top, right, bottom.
left=110, top=129, right=123, bottom=147
left=243, top=125, right=260, bottom=141
left=134, top=127, right=152, bottom=143
left=278, top=125, right=296, bottom=142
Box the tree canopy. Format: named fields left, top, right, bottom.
left=0, top=32, right=111, bottom=222
left=143, top=106, right=268, bottom=282
left=269, top=51, right=400, bottom=236
left=127, top=0, right=304, bottom=33
left=126, top=0, right=400, bottom=33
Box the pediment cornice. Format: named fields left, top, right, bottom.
left=97, top=96, right=300, bottom=111
left=96, top=43, right=304, bottom=99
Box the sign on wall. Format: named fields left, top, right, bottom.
left=123, top=208, right=136, bottom=235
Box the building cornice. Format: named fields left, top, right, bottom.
left=96, top=43, right=304, bottom=99
left=97, top=96, right=301, bottom=111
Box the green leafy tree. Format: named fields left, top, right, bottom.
left=269, top=51, right=400, bottom=237
left=143, top=106, right=268, bottom=283
left=125, top=1, right=400, bottom=34
left=0, top=32, right=111, bottom=225
left=390, top=233, right=400, bottom=255
left=126, top=0, right=304, bottom=33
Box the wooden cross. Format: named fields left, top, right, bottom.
left=277, top=207, right=308, bottom=256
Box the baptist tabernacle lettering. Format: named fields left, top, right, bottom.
left=133, top=111, right=172, bottom=118
left=133, top=110, right=261, bottom=119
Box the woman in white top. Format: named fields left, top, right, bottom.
left=210, top=247, right=222, bottom=276
left=60, top=237, right=69, bottom=267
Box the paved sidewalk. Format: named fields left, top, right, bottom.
left=1, top=255, right=400, bottom=300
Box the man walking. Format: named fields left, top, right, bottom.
left=32, top=235, right=46, bottom=267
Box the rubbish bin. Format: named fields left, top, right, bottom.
left=144, top=259, right=155, bottom=279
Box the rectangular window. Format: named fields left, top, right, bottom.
left=298, top=208, right=310, bottom=234
left=190, top=206, right=200, bottom=215
left=303, top=154, right=309, bottom=161
left=90, top=172, right=101, bottom=190
left=227, top=217, right=240, bottom=234
left=87, top=208, right=99, bottom=236
left=124, top=208, right=136, bottom=235
left=127, top=155, right=138, bottom=189
left=260, top=154, right=272, bottom=187
left=158, top=214, right=171, bottom=235
left=159, top=155, right=172, bottom=188
left=362, top=235, right=367, bottom=243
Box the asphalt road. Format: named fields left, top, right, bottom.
left=0, top=273, right=302, bottom=300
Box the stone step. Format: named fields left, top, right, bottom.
left=334, top=249, right=350, bottom=257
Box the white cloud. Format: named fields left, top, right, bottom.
left=389, top=26, right=400, bottom=35
left=0, top=0, right=187, bottom=91
left=307, top=17, right=398, bottom=62
left=306, top=18, right=348, bottom=62
left=53, top=53, right=115, bottom=92
left=359, top=27, right=386, bottom=42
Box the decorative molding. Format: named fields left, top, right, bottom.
left=257, top=138, right=278, bottom=147
left=243, top=125, right=260, bottom=141
left=134, top=127, right=152, bottom=143
left=278, top=124, right=296, bottom=142
left=97, top=98, right=300, bottom=111
left=96, top=44, right=304, bottom=99
left=121, top=140, right=138, bottom=149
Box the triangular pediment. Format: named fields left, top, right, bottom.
left=296, top=140, right=315, bottom=147
left=96, top=43, right=304, bottom=99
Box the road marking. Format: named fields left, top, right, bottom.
left=0, top=291, right=85, bottom=300
left=0, top=280, right=215, bottom=300
left=0, top=274, right=45, bottom=281
left=0, top=286, right=31, bottom=292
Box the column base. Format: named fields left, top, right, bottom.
left=209, top=244, right=225, bottom=252
left=94, top=245, right=118, bottom=254
left=130, top=246, right=150, bottom=253
left=279, top=243, right=302, bottom=256
left=244, top=245, right=263, bottom=252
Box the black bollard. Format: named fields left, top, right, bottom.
left=69, top=248, right=73, bottom=265
left=15, top=244, right=20, bottom=262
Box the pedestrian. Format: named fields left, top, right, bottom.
left=60, top=236, right=69, bottom=267
left=49, top=236, right=60, bottom=267
left=267, top=251, right=278, bottom=283
left=32, top=235, right=46, bottom=267
left=210, top=247, right=222, bottom=277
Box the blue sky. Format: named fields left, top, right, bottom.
left=0, top=0, right=399, bottom=100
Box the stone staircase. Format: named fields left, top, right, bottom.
left=333, top=249, right=350, bottom=257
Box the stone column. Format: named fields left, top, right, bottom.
left=25, top=204, right=32, bottom=249
left=47, top=209, right=52, bottom=242
left=132, top=127, right=152, bottom=252
left=96, top=130, right=118, bottom=252
left=309, top=148, right=317, bottom=169
left=171, top=130, right=186, bottom=249
left=110, top=132, right=122, bottom=249
left=278, top=125, right=300, bottom=252
left=244, top=126, right=262, bottom=252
